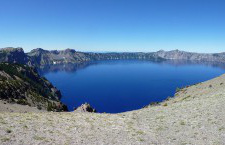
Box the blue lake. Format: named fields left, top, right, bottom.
left=41, top=60, right=225, bottom=113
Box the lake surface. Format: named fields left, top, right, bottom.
left=41, top=60, right=225, bottom=113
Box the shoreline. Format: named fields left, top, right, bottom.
left=0, top=72, right=224, bottom=114
left=0, top=73, right=225, bottom=144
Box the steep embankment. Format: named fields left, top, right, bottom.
left=0, top=73, right=224, bottom=144
left=0, top=63, right=67, bottom=112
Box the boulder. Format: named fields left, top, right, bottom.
left=74, top=103, right=97, bottom=113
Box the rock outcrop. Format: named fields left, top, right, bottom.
left=0, top=47, right=33, bottom=66
left=27, top=48, right=90, bottom=66
left=74, top=103, right=97, bottom=113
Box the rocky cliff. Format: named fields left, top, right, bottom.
left=0, top=47, right=33, bottom=66
left=27, top=48, right=90, bottom=66
left=27, top=48, right=164, bottom=66
left=155, top=49, right=225, bottom=62
left=0, top=47, right=165, bottom=66
left=1, top=47, right=225, bottom=67
left=0, top=63, right=67, bottom=111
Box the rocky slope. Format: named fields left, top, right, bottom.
left=0, top=63, right=67, bottom=112
left=0, top=47, right=33, bottom=66
left=0, top=72, right=225, bottom=144
left=27, top=48, right=90, bottom=66
left=155, top=49, right=225, bottom=62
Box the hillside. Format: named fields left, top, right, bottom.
left=0, top=63, right=67, bottom=112
left=0, top=73, right=224, bottom=144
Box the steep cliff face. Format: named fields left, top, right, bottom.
left=154, top=50, right=225, bottom=62
left=0, top=63, right=67, bottom=111
left=27, top=48, right=90, bottom=66
left=0, top=47, right=33, bottom=66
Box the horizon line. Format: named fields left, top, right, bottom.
left=0, top=47, right=224, bottom=54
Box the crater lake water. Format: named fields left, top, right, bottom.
left=41, top=60, right=225, bottom=113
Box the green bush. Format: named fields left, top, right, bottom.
left=17, top=98, right=29, bottom=105
left=176, top=87, right=182, bottom=93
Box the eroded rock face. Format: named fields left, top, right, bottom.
left=154, top=49, right=225, bottom=62
left=74, top=103, right=97, bottom=113
left=27, top=48, right=90, bottom=66
left=0, top=47, right=33, bottom=66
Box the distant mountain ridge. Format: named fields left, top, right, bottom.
left=1, top=47, right=225, bottom=66
left=155, top=49, right=225, bottom=62
left=28, top=48, right=90, bottom=66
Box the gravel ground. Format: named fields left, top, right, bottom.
left=0, top=74, right=225, bottom=145
left=0, top=100, right=45, bottom=113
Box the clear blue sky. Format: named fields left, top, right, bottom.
left=0, top=0, right=225, bottom=53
